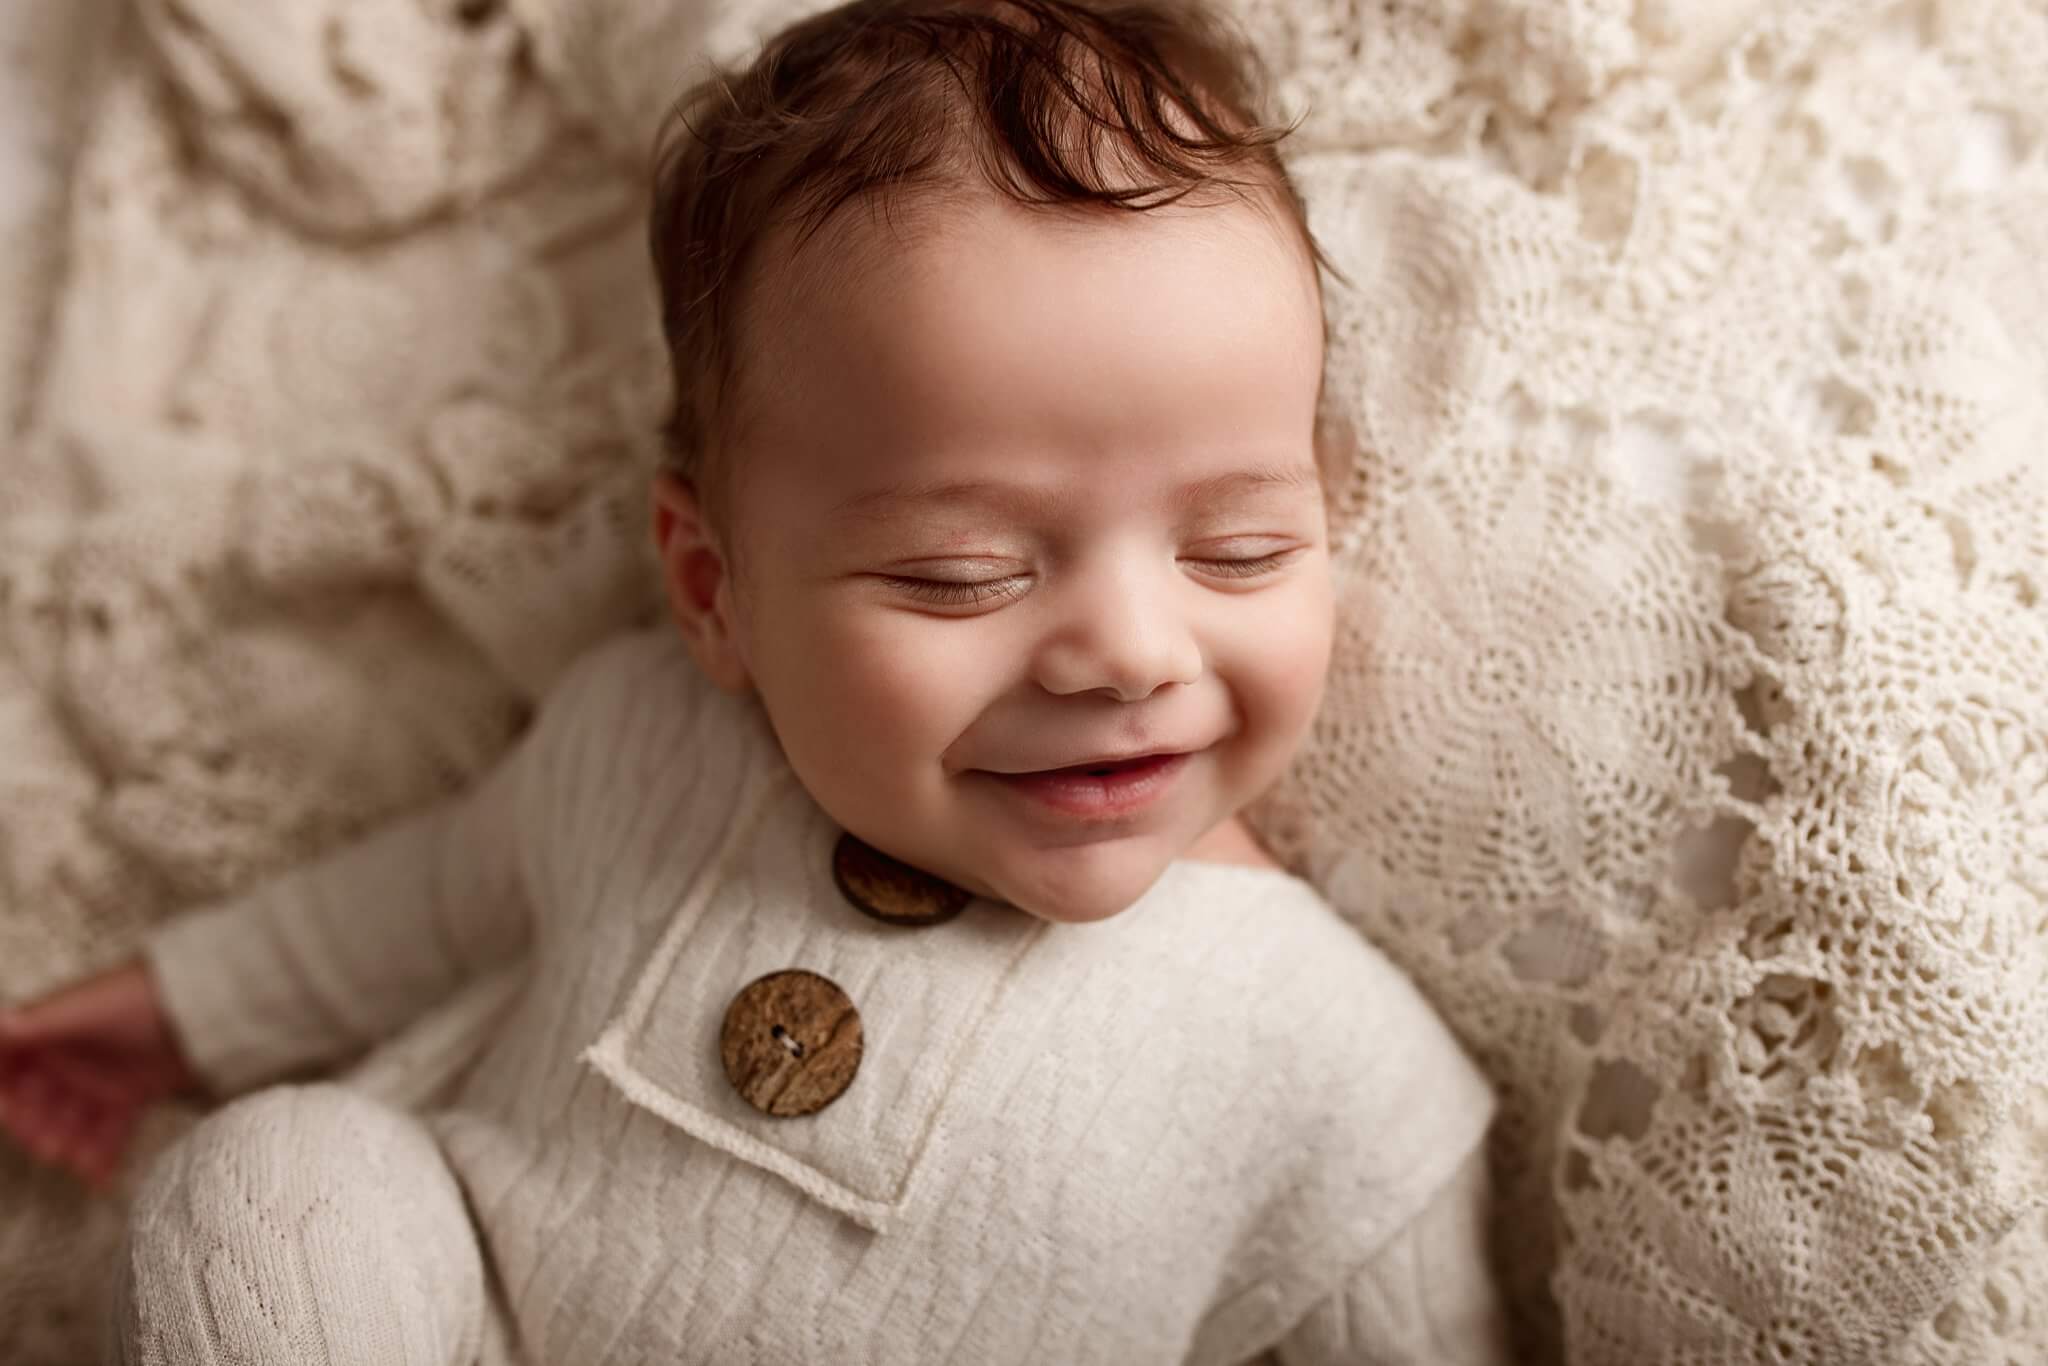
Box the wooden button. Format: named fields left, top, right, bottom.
left=832, top=832, right=970, bottom=927
left=719, top=970, right=863, bottom=1117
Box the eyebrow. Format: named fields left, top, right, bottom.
left=826, top=460, right=1320, bottom=523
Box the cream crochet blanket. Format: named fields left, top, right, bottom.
left=1, top=1, right=2043, bottom=1362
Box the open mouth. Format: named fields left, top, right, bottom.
left=985, top=752, right=1191, bottom=819
left=1048, top=754, right=1173, bottom=779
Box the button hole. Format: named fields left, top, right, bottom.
left=770, top=1024, right=805, bottom=1058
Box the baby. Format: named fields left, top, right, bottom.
left=0, top=0, right=1507, bottom=1361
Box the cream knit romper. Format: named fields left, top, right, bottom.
left=113, top=627, right=1507, bottom=1365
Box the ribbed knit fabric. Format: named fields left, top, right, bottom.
left=110, top=1084, right=490, bottom=1366
left=128, top=625, right=1503, bottom=1365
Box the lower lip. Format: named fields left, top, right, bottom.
left=985, top=753, right=1190, bottom=819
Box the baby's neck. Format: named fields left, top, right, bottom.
left=1180, top=814, right=1284, bottom=872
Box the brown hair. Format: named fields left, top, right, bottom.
left=648, top=0, right=1335, bottom=529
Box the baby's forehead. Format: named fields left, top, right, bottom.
left=728, top=196, right=1318, bottom=452
left=741, top=185, right=1317, bottom=345
left=713, top=200, right=1329, bottom=541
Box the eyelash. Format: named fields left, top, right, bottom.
left=1194, top=551, right=1296, bottom=578
left=882, top=575, right=1031, bottom=606
left=882, top=551, right=1297, bottom=605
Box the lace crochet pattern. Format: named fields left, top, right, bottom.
left=1, top=0, right=2044, bottom=1361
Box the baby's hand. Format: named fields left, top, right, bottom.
left=0, top=960, right=204, bottom=1194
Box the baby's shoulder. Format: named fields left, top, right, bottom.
left=1143, top=862, right=1492, bottom=1124
left=520, top=625, right=782, bottom=812
left=1106, top=866, right=1495, bottom=1279
left=539, top=623, right=703, bottom=724
left=536, top=626, right=768, bottom=752
left=1159, top=863, right=1440, bottom=1026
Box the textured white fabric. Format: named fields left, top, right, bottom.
left=2, top=0, right=2046, bottom=1361
left=1274, top=1151, right=1508, bottom=1366
left=112, top=1083, right=493, bottom=1366
left=1241, top=12, right=2048, bottom=1363
left=128, top=625, right=1503, bottom=1366
left=0, top=0, right=116, bottom=444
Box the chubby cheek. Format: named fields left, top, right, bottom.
left=745, top=588, right=1001, bottom=811
left=1216, top=580, right=1333, bottom=784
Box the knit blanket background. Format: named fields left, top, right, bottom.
left=1, top=1, right=2043, bottom=1362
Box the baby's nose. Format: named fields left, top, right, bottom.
left=1030, top=577, right=1202, bottom=701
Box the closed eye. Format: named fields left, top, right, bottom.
left=878, top=574, right=1031, bottom=607
left=875, top=547, right=1302, bottom=606
left=1185, top=549, right=1301, bottom=579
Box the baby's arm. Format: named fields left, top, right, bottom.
left=141, top=702, right=547, bottom=1103
left=1272, top=1150, right=1511, bottom=1366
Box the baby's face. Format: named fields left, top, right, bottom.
left=661, top=194, right=1332, bottom=923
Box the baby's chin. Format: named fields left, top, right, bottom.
left=960, top=842, right=1177, bottom=925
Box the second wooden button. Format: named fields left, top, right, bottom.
left=832, top=832, right=970, bottom=927
left=719, top=969, right=864, bottom=1118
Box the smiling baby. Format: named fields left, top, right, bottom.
left=0, top=1, right=1507, bottom=1361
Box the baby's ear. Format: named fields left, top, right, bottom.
left=650, top=473, right=752, bottom=694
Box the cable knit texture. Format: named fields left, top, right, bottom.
left=119, top=627, right=1503, bottom=1365
left=111, top=1084, right=492, bottom=1366
left=2, top=0, right=2046, bottom=1362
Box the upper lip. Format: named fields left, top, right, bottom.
left=987, top=749, right=1185, bottom=775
